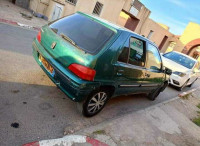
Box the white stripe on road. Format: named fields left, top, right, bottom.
left=39, top=135, right=87, bottom=146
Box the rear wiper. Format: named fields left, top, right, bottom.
left=60, top=33, right=87, bottom=54
left=60, top=33, right=76, bottom=46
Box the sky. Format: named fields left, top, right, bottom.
left=140, top=0, right=200, bottom=35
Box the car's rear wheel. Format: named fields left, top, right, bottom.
left=77, top=90, right=110, bottom=117
left=147, top=87, right=161, bottom=101
left=177, top=79, right=189, bottom=91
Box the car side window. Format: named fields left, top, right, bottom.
left=128, top=37, right=144, bottom=67
left=146, top=43, right=162, bottom=72
left=118, top=39, right=129, bottom=63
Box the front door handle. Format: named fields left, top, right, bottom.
left=145, top=73, right=150, bottom=77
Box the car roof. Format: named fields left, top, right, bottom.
left=78, top=12, right=156, bottom=46
left=168, top=51, right=197, bottom=62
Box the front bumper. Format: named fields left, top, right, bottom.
left=169, top=73, right=187, bottom=87
left=32, top=39, right=100, bottom=102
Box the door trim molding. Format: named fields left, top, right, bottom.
left=119, top=85, right=139, bottom=87
left=141, top=84, right=159, bottom=87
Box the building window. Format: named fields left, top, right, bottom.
left=147, top=30, right=154, bottom=39
left=130, top=7, right=139, bottom=16
left=130, top=0, right=143, bottom=16
left=93, top=2, right=103, bottom=16
left=66, top=0, right=77, bottom=5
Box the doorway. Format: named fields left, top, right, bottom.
left=159, top=35, right=168, bottom=50
left=51, top=3, right=63, bottom=21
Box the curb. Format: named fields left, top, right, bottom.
left=178, top=86, right=200, bottom=97
left=23, top=135, right=108, bottom=146
left=0, top=18, right=40, bottom=31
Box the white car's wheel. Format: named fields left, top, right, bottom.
left=188, top=78, right=198, bottom=87
left=178, top=79, right=189, bottom=91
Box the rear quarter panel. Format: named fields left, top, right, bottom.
left=94, top=31, right=129, bottom=85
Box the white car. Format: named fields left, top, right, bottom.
left=162, top=51, right=200, bottom=91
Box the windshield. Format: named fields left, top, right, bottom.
left=49, top=13, right=115, bottom=54
left=163, top=52, right=195, bottom=69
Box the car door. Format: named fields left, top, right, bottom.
left=141, top=43, right=165, bottom=91
left=114, top=36, right=146, bottom=96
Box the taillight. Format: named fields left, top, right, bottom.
left=37, top=31, right=41, bottom=43
left=68, top=64, right=96, bottom=81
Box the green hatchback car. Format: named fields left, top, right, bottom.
left=32, top=12, right=171, bottom=117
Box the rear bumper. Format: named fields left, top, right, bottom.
left=32, top=39, right=100, bottom=102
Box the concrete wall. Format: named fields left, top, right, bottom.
left=16, top=0, right=30, bottom=9
left=136, top=18, right=173, bottom=52
left=63, top=0, right=125, bottom=23
left=134, top=6, right=150, bottom=34
left=31, top=0, right=125, bottom=23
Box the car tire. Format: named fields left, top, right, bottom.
left=77, top=90, right=110, bottom=117
left=147, top=87, right=161, bottom=101
left=188, top=78, right=197, bottom=87
left=177, top=79, right=189, bottom=91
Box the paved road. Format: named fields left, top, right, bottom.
left=0, top=23, right=199, bottom=146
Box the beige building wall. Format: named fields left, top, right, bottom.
left=30, top=0, right=126, bottom=23
left=29, top=0, right=40, bottom=12
left=62, top=0, right=125, bottom=23
left=134, top=6, right=150, bottom=34
left=138, top=18, right=174, bottom=52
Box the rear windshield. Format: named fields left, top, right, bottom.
left=163, top=52, right=195, bottom=69
left=49, top=13, right=115, bottom=54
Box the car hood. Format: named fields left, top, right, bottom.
left=162, top=56, right=191, bottom=73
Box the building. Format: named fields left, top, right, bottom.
left=28, top=0, right=177, bottom=52
left=29, top=0, right=126, bottom=23
left=173, top=22, right=200, bottom=61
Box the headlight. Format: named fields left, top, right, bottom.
left=173, top=71, right=186, bottom=77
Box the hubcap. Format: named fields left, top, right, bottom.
left=87, top=92, right=107, bottom=114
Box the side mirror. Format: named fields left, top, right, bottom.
left=165, top=68, right=172, bottom=75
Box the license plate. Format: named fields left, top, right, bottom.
left=39, top=54, right=55, bottom=76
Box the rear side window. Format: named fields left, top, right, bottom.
left=146, top=43, right=162, bottom=71
left=49, top=13, right=115, bottom=54
left=118, top=37, right=145, bottom=67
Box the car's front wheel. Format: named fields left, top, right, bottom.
left=177, top=79, right=189, bottom=91
left=77, top=90, right=110, bottom=117
left=188, top=78, right=198, bottom=87
left=147, top=87, right=161, bottom=101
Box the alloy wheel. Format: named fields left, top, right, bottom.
left=87, top=92, right=107, bottom=114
